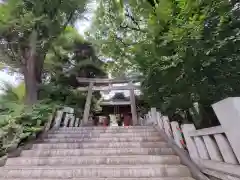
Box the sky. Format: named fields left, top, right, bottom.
left=75, top=1, right=95, bottom=36
left=0, top=71, right=21, bottom=94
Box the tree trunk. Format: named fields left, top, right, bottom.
left=23, top=67, right=37, bottom=105
left=23, top=55, right=43, bottom=105
left=22, top=30, right=44, bottom=105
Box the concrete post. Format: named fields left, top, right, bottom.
left=74, top=118, right=80, bottom=127
left=162, top=116, right=172, bottom=138
left=63, top=113, right=69, bottom=127
left=129, top=83, right=137, bottom=125
left=214, top=134, right=238, bottom=164
left=143, top=114, right=148, bottom=125
left=53, top=110, right=63, bottom=128
left=181, top=124, right=200, bottom=163
left=171, top=121, right=184, bottom=148
left=44, top=113, right=54, bottom=131
left=83, top=82, right=94, bottom=125
left=150, top=108, right=157, bottom=125
left=212, top=97, right=240, bottom=162
left=148, top=111, right=151, bottom=122
left=202, top=135, right=223, bottom=162
left=194, top=136, right=210, bottom=160
left=157, top=112, right=163, bottom=129
left=69, top=114, right=75, bottom=127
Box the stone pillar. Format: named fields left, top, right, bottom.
left=157, top=112, right=163, bottom=129
left=162, top=116, right=172, bottom=138
left=202, top=135, right=223, bottom=162
left=212, top=97, right=240, bottom=162
left=214, top=134, right=238, bottom=164
left=74, top=118, right=80, bottom=127
left=83, top=82, right=94, bottom=125
left=171, top=121, right=184, bottom=148
left=44, top=112, right=54, bottom=131
left=194, top=136, right=210, bottom=160
left=69, top=114, right=75, bottom=127
left=53, top=110, right=63, bottom=128
left=150, top=108, right=157, bottom=125
left=181, top=124, right=200, bottom=163
left=63, top=113, right=69, bottom=127
left=129, top=83, right=137, bottom=125
left=147, top=111, right=151, bottom=123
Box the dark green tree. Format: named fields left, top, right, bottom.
left=0, top=0, right=89, bottom=104
left=89, top=0, right=240, bottom=127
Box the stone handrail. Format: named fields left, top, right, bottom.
left=144, top=107, right=209, bottom=180
left=187, top=125, right=224, bottom=137
left=145, top=97, right=240, bottom=180
left=143, top=108, right=184, bottom=147
left=52, top=107, right=82, bottom=128
left=182, top=124, right=240, bottom=179
left=154, top=125, right=210, bottom=180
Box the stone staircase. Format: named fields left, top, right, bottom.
left=0, top=126, right=196, bottom=180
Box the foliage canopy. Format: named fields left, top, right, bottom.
left=90, top=0, right=240, bottom=124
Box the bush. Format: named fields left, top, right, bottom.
left=0, top=101, right=59, bottom=157
left=0, top=82, right=86, bottom=157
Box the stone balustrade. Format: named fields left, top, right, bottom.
left=145, top=97, right=240, bottom=180
left=53, top=107, right=82, bottom=128
left=182, top=124, right=240, bottom=179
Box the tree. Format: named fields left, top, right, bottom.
left=39, top=26, right=106, bottom=109
left=89, top=0, right=240, bottom=126
left=87, top=0, right=148, bottom=76
left=0, top=0, right=89, bottom=104
left=44, top=26, right=107, bottom=88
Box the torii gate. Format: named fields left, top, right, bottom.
left=77, top=77, right=140, bottom=125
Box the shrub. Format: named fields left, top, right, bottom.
left=0, top=101, right=59, bottom=157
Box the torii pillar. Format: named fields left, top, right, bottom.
left=129, top=82, right=138, bottom=125
left=83, top=82, right=94, bottom=125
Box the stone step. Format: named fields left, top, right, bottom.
left=53, top=127, right=157, bottom=133
left=46, top=132, right=161, bottom=138
left=49, top=128, right=158, bottom=134
left=46, top=134, right=161, bottom=139
left=33, top=141, right=169, bottom=149
left=38, top=136, right=162, bottom=143
left=21, top=148, right=175, bottom=157
left=51, top=129, right=157, bottom=133
left=6, top=155, right=180, bottom=166
left=0, top=165, right=191, bottom=178
left=2, top=178, right=195, bottom=180
left=58, top=126, right=155, bottom=130
left=53, top=130, right=158, bottom=134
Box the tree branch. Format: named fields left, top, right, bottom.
left=125, top=8, right=141, bottom=29
left=62, top=11, right=75, bottom=32
left=119, top=8, right=146, bottom=33
left=0, top=41, right=19, bottom=64
left=8, top=43, right=18, bottom=62
left=120, top=24, right=146, bottom=33
left=50, top=0, right=64, bottom=20
left=115, top=35, right=137, bottom=47
left=42, top=10, right=76, bottom=60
